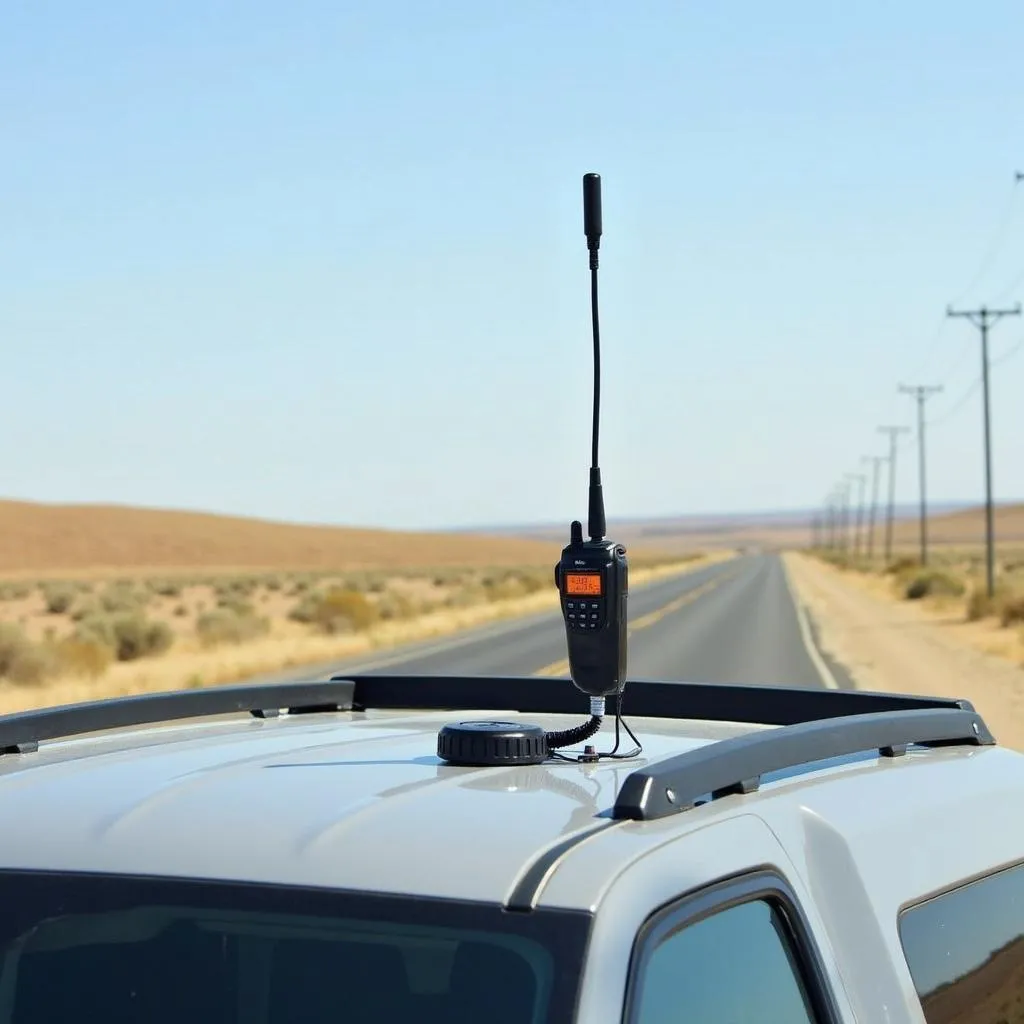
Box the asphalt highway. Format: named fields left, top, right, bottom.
left=269, top=553, right=851, bottom=690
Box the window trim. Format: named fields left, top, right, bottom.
left=897, top=854, right=1024, bottom=920
left=620, top=868, right=842, bottom=1024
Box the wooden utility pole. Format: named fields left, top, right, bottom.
left=898, top=384, right=943, bottom=565
left=947, top=303, right=1022, bottom=596
left=878, top=425, right=911, bottom=564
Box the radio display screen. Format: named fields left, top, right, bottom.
left=565, top=572, right=603, bottom=596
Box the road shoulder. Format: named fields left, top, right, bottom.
left=783, top=551, right=1024, bottom=752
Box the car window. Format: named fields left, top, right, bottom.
left=0, top=870, right=590, bottom=1024
left=899, top=859, right=1024, bottom=1024
left=629, top=897, right=821, bottom=1023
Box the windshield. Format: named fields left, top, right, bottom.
left=0, top=871, right=590, bottom=1024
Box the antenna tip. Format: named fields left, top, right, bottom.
left=583, top=173, right=602, bottom=248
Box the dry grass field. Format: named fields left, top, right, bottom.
left=785, top=551, right=1024, bottom=752
left=0, top=498, right=719, bottom=714
left=810, top=502, right=1024, bottom=555
left=885, top=502, right=1024, bottom=546
left=808, top=541, right=1024, bottom=669
left=0, top=555, right=728, bottom=715
left=797, top=506, right=1024, bottom=746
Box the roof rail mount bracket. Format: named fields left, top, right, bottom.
left=1, top=741, right=39, bottom=756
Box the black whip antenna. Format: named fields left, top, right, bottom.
left=583, top=172, right=606, bottom=543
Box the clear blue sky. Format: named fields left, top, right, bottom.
left=3, top=0, right=1024, bottom=530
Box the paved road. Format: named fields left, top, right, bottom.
left=266, top=553, right=850, bottom=689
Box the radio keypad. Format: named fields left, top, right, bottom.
left=564, top=598, right=605, bottom=630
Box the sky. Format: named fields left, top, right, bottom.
left=3, top=0, right=1024, bottom=531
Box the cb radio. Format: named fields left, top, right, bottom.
left=554, top=173, right=629, bottom=703
left=435, top=172, right=639, bottom=768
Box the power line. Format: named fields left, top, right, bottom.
left=927, top=336, right=1024, bottom=430
left=933, top=336, right=976, bottom=386
left=991, top=265, right=1024, bottom=306
left=947, top=178, right=1022, bottom=308
left=926, top=378, right=982, bottom=429
left=878, top=425, right=911, bottom=564
left=992, top=335, right=1024, bottom=368
left=900, top=315, right=951, bottom=385
left=898, top=384, right=943, bottom=565
left=946, top=303, right=1023, bottom=597
left=902, top=175, right=1021, bottom=383
left=988, top=172, right=1024, bottom=303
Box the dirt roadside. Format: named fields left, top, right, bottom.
left=783, top=551, right=1024, bottom=753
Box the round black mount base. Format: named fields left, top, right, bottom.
left=437, top=720, right=548, bottom=766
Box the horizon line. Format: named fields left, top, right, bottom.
left=2, top=494, right=1020, bottom=535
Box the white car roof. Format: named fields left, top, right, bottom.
left=0, top=707, right=760, bottom=902
left=0, top=676, right=1015, bottom=915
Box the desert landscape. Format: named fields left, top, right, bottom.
left=4, top=495, right=1024, bottom=742
left=810, top=533, right=1024, bottom=669
left=0, top=499, right=709, bottom=713
left=603, top=502, right=1024, bottom=554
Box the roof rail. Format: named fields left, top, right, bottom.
left=0, top=673, right=988, bottom=757
left=0, top=679, right=359, bottom=755
left=337, top=674, right=977, bottom=722
left=613, top=706, right=995, bottom=822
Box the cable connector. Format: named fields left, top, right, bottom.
left=545, top=709, right=604, bottom=753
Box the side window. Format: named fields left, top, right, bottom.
left=899, top=859, right=1024, bottom=1024
left=629, top=897, right=822, bottom=1023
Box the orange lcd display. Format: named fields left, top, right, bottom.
left=565, top=572, right=602, bottom=596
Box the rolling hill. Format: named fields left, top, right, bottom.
left=0, top=500, right=570, bottom=577
left=3, top=495, right=1019, bottom=579
left=888, top=503, right=1024, bottom=545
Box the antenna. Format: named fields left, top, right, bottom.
left=583, top=172, right=607, bottom=542
left=435, top=171, right=636, bottom=767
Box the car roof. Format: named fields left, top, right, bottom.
left=0, top=675, right=1013, bottom=912
left=0, top=707, right=762, bottom=902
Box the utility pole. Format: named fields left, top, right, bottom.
left=826, top=492, right=838, bottom=550
left=878, top=425, right=911, bottom=565
left=833, top=484, right=844, bottom=554
left=847, top=472, right=867, bottom=561
left=837, top=479, right=851, bottom=555
left=947, top=303, right=1022, bottom=597
left=862, top=454, right=885, bottom=563
left=835, top=485, right=843, bottom=552
left=898, top=384, right=943, bottom=566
